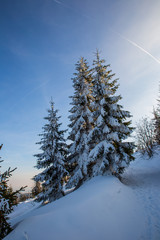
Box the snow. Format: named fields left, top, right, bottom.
left=97, top=115, right=103, bottom=126
left=8, top=199, right=42, bottom=228
left=5, top=149, right=160, bottom=240
left=0, top=198, right=9, bottom=211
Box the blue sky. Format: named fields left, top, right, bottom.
left=1, top=0, right=160, bottom=190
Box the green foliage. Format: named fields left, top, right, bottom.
left=0, top=144, right=26, bottom=240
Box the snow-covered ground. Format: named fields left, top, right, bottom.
left=8, top=199, right=42, bottom=228
left=4, top=150, right=160, bottom=240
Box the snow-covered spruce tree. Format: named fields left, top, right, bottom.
left=87, top=51, right=134, bottom=178
left=153, top=98, right=160, bottom=145
left=0, top=144, right=26, bottom=240
left=67, top=57, right=93, bottom=188
left=34, top=100, right=67, bottom=202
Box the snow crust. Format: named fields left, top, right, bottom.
left=5, top=150, right=160, bottom=240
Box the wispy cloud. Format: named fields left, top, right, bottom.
left=9, top=80, right=50, bottom=111
left=52, top=0, right=93, bottom=20
left=53, top=0, right=63, bottom=5
left=53, top=0, right=70, bottom=9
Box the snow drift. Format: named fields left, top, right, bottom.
left=5, top=150, right=160, bottom=240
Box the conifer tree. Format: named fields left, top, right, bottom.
left=34, top=100, right=67, bottom=202
left=0, top=144, right=26, bottom=240
left=153, top=98, right=160, bottom=145
left=88, top=51, right=134, bottom=178
left=31, top=181, right=42, bottom=198
left=67, top=57, right=93, bottom=188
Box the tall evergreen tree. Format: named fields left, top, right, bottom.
left=67, top=57, right=93, bottom=188
left=0, top=144, right=26, bottom=240
left=34, top=100, right=67, bottom=202
left=153, top=97, right=160, bottom=145
left=88, top=51, right=134, bottom=178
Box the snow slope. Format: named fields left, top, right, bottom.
left=123, top=151, right=160, bottom=240
left=8, top=199, right=42, bottom=228
left=4, top=150, right=160, bottom=240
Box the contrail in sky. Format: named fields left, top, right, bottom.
left=53, top=1, right=160, bottom=64
left=112, top=30, right=160, bottom=64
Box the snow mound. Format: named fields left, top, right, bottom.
left=5, top=150, right=160, bottom=240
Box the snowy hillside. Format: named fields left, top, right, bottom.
left=5, top=150, right=160, bottom=240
